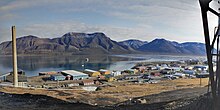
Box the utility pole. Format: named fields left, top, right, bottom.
left=12, top=26, right=18, bottom=87
left=199, top=0, right=220, bottom=109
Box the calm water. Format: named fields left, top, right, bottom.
left=0, top=54, right=206, bottom=77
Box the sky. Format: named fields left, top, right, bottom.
left=0, top=0, right=219, bottom=43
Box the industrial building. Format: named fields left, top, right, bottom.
left=0, top=73, right=11, bottom=82
left=6, top=73, right=28, bottom=87
left=50, top=74, right=66, bottom=81
left=17, top=77, right=28, bottom=87
left=84, top=69, right=101, bottom=77
left=61, top=70, right=89, bottom=80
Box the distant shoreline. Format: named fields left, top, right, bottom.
left=0, top=53, right=206, bottom=57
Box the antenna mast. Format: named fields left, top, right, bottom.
left=199, top=0, right=220, bottom=109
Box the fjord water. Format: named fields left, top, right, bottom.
left=0, top=54, right=206, bottom=77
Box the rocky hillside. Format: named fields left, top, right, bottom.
left=0, top=33, right=207, bottom=55
left=138, top=39, right=206, bottom=55
left=0, top=32, right=131, bottom=55
left=119, top=39, right=148, bottom=50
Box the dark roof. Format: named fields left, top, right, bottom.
left=81, top=80, right=94, bottom=83
left=6, top=74, right=28, bottom=82
left=51, top=74, right=65, bottom=77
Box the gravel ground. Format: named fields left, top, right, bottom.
left=0, top=92, right=110, bottom=110
left=111, top=87, right=211, bottom=110
left=0, top=87, right=213, bottom=110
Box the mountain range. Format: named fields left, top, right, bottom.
left=0, top=32, right=206, bottom=55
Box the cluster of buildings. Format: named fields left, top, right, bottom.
left=129, top=60, right=209, bottom=81
left=0, top=59, right=210, bottom=89
left=0, top=70, right=28, bottom=87
left=37, top=60, right=210, bottom=88
left=37, top=60, right=211, bottom=87
left=36, top=69, right=122, bottom=88
left=46, top=69, right=118, bottom=81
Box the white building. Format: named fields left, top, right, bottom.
left=111, top=71, right=121, bottom=76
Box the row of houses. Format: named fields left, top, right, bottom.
left=64, top=80, right=96, bottom=86
left=132, top=62, right=208, bottom=73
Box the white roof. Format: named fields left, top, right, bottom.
left=170, top=67, right=182, bottom=69
left=0, top=72, right=11, bottom=77
left=84, top=69, right=98, bottom=73
left=174, top=73, right=186, bottom=76
left=99, top=69, right=109, bottom=72
left=61, top=70, right=88, bottom=76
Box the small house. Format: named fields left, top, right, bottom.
left=80, top=80, right=94, bottom=86
left=39, top=71, right=57, bottom=76
left=123, top=69, right=138, bottom=74
left=134, top=66, right=146, bottom=73
left=146, top=65, right=157, bottom=71
left=170, top=67, right=183, bottom=72
left=111, top=71, right=122, bottom=76
left=193, top=65, right=208, bottom=71
left=160, top=64, right=169, bottom=70
left=84, top=69, right=101, bottom=77
left=141, top=74, right=150, bottom=79
left=173, top=73, right=186, bottom=78
left=186, top=59, right=200, bottom=65
left=82, top=86, right=97, bottom=91
left=66, top=83, right=79, bottom=87
left=150, top=72, right=161, bottom=76
left=97, top=75, right=106, bottom=80
left=170, top=64, right=180, bottom=67
left=105, top=75, right=116, bottom=82
left=9, top=69, right=25, bottom=75
left=50, top=74, right=66, bottom=81
left=18, top=69, right=25, bottom=75
left=164, top=75, right=179, bottom=80
left=178, top=60, right=185, bottom=64
left=94, top=80, right=102, bottom=85
left=196, top=72, right=209, bottom=78
left=183, top=70, right=195, bottom=75
left=99, top=69, right=111, bottom=75
left=124, top=75, right=141, bottom=80
left=185, top=66, right=194, bottom=70
left=160, top=68, right=173, bottom=74
left=156, top=64, right=169, bottom=70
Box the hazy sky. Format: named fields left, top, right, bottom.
left=0, top=0, right=219, bottom=43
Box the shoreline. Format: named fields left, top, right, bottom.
left=0, top=53, right=206, bottom=57
left=0, top=55, right=207, bottom=77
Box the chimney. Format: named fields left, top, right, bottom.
left=12, top=26, right=18, bottom=87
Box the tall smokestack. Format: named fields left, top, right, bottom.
left=12, top=26, right=18, bottom=87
